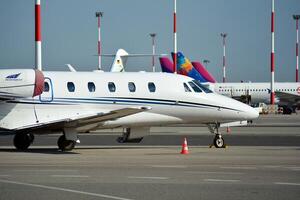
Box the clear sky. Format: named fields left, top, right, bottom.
left=0, top=0, right=299, bottom=82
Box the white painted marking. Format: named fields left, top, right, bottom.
left=204, top=179, right=240, bottom=182
left=128, top=176, right=169, bottom=180
left=51, top=175, right=89, bottom=178
left=150, top=165, right=186, bottom=168
left=0, top=175, right=10, bottom=177
left=286, top=167, right=300, bottom=171
left=15, top=169, right=78, bottom=172
left=186, top=171, right=244, bottom=175
left=220, top=166, right=257, bottom=170
left=274, top=182, right=300, bottom=186
left=0, top=179, right=133, bottom=200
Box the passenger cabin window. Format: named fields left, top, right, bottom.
left=108, top=82, right=116, bottom=92
left=44, top=82, right=49, bottom=92
left=67, top=82, right=75, bottom=92
left=148, top=82, right=156, bottom=92
left=188, top=81, right=202, bottom=93
left=88, top=82, right=96, bottom=92
left=128, top=82, right=136, bottom=92
left=184, top=83, right=192, bottom=92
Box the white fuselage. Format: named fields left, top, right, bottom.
left=212, top=82, right=300, bottom=105
left=0, top=72, right=258, bottom=132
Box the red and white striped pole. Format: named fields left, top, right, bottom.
left=96, top=12, right=103, bottom=70
left=35, top=0, right=42, bottom=71
left=270, top=0, right=275, bottom=105
left=221, top=33, right=227, bottom=83
left=173, top=0, right=177, bottom=74
left=293, top=15, right=300, bottom=82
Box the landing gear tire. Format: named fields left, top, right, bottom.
left=13, top=133, right=34, bottom=150
left=213, top=134, right=225, bottom=148
left=57, top=135, right=76, bottom=151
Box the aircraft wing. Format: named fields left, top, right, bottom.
left=275, top=91, right=300, bottom=104
left=14, top=106, right=151, bottom=132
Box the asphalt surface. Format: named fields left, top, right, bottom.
left=0, top=147, right=300, bottom=200
left=0, top=114, right=299, bottom=200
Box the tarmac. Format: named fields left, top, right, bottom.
left=0, top=114, right=299, bottom=200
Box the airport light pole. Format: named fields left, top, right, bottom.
left=270, top=0, right=275, bottom=105
left=173, top=0, right=177, bottom=74
left=96, top=12, right=103, bottom=70
left=293, top=15, right=300, bottom=82
left=221, top=33, right=227, bottom=83
left=150, top=33, right=156, bottom=72
left=35, top=0, right=42, bottom=71
left=203, top=59, right=210, bottom=68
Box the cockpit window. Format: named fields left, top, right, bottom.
left=192, top=80, right=213, bottom=93
left=183, top=83, right=192, bottom=92
left=188, top=81, right=202, bottom=93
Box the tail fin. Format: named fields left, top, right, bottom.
left=172, top=52, right=207, bottom=82
left=191, top=62, right=217, bottom=83
left=159, top=57, right=174, bottom=73
left=110, top=49, right=129, bottom=72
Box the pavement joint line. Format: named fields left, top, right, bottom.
left=0, top=179, right=134, bottom=200
left=150, top=165, right=187, bottom=168
left=274, top=182, right=300, bottom=186
left=204, top=179, right=240, bottom=182
left=51, top=175, right=89, bottom=178
left=0, top=175, right=10, bottom=177
left=128, top=176, right=169, bottom=180
left=220, top=166, right=257, bottom=170
left=185, top=171, right=244, bottom=175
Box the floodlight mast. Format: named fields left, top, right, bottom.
left=173, top=0, right=177, bottom=74
left=203, top=59, right=210, bottom=68
left=96, top=12, right=103, bottom=70
left=35, top=0, right=42, bottom=71
left=149, top=33, right=157, bottom=72
left=293, top=15, right=300, bottom=82
left=270, top=0, right=275, bottom=105
left=220, top=33, right=227, bottom=83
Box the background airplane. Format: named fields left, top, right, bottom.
left=159, top=52, right=300, bottom=114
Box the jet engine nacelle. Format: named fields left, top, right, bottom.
left=0, top=69, right=44, bottom=99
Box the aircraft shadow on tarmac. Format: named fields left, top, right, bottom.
left=0, top=146, right=158, bottom=155
left=0, top=148, right=79, bottom=155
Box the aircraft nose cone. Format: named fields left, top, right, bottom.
left=246, top=106, right=259, bottom=119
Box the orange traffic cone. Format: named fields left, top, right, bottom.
left=181, top=137, right=189, bottom=154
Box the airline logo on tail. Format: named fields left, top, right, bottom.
left=159, top=52, right=216, bottom=83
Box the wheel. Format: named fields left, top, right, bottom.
left=213, top=135, right=225, bottom=148
left=13, top=133, right=34, bottom=150
left=57, top=135, right=76, bottom=151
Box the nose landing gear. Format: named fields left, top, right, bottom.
left=208, top=123, right=226, bottom=148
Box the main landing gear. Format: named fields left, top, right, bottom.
left=208, top=123, right=226, bottom=148
left=57, top=135, right=76, bottom=151
left=13, top=132, right=34, bottom=150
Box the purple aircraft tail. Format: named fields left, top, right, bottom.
left=159, top=57, right=174, bottom=73
left=191, top=62, right=216, bottom=83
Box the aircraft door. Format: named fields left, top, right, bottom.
left=39, top=77, right=54, bottom=102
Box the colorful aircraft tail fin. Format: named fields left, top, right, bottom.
left=171, top=52, right=207, bottom=82
left=191, top=62, right=217, bottom=83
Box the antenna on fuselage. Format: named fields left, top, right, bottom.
left=35, top=0, right=42, bottom=71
